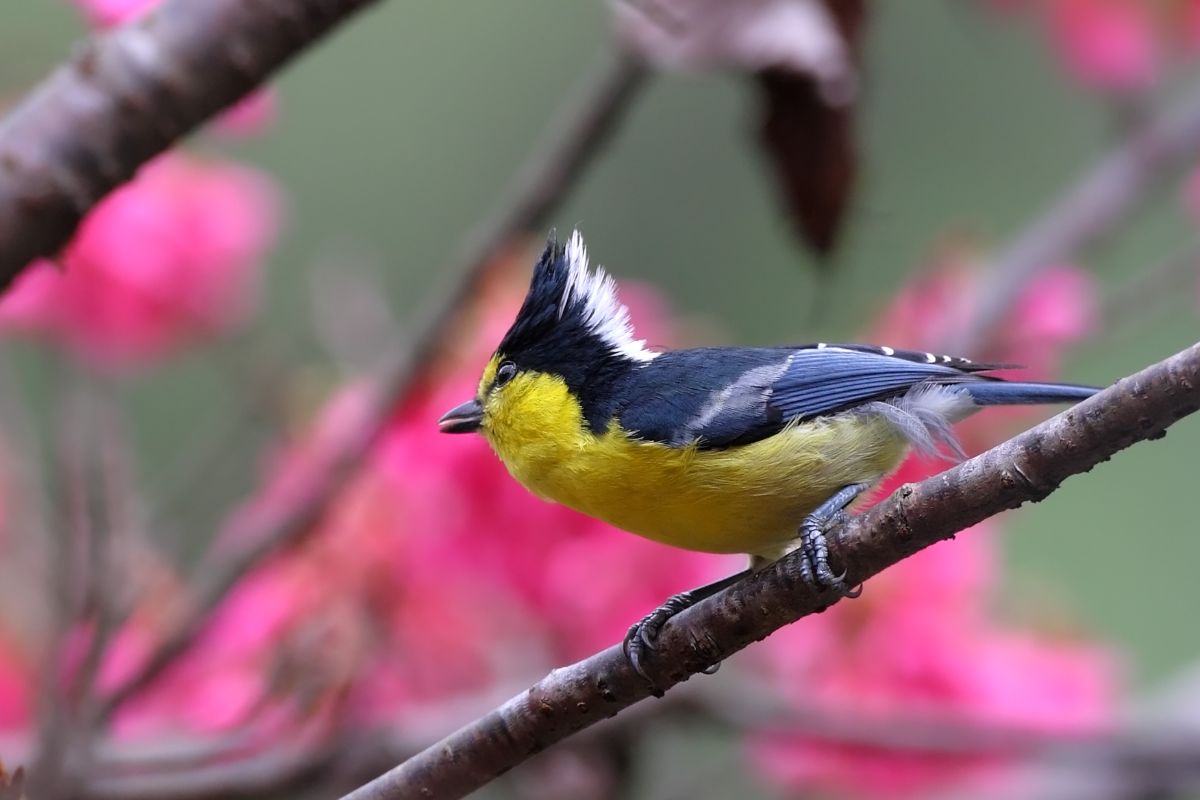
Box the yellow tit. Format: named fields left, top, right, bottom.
left=439, top=231, right=1097, bottom=677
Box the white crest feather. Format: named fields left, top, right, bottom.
left=560, top=231, right=658, bottom=362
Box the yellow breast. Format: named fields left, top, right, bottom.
left=481, top=372, right=909, bottom=560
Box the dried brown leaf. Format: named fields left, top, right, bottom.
left=755, top=0, right=867, bottom=259
left=614, top=0, right=868, bottom=260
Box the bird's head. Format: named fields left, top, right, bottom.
left=438, top=230, right=657, bottom=439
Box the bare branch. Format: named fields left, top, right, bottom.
left=341, top=341, right=1200, bottom=800
left=93, top=47, right=647, bottom=725
left=0, top=0, right=382, bottom=290
left=79, top=742, right=339, bottom=800
left=958, top=81, right=1200, bottom=353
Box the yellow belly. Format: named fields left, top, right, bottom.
left=481, top=374, right=909, bottom=560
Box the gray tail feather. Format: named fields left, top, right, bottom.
left=963, top=381, right=1099, bottom=406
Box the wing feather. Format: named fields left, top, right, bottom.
left=767, top=348, right=976, bottom=420
left=616, top=344, right=991, bottom=449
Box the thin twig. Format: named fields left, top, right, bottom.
left=93, top=47, right=648, bottom=726
left=79, top=741, right=342, bottom=800
left=957, top=81, right=1200, bottom=354
left=340, top=340, right=1200, bottom=800
left=678, top=692, right=1200, bottom=799
left=0, top=0, right=382, bottom=290
left=73, top=682, right=689, bottom=799
left=28, top=374, right=92, bottom=800
left=71, top=397, right=140, bottom=780
left=698, top=690, right=1184, bottom=767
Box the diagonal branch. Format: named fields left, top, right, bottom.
left=341, top=341, right=1200, bottom=800
left=0, top=0, right=382, bottom=290
left=958, top=81, right=1200, bottom=353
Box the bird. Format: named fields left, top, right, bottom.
left=438, top=231, right=1098, bottom=679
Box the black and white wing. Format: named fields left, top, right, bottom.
left=617, top=343, right=999, bottom=449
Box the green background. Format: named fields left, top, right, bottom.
left=2, top=2, right=1198, bottom=793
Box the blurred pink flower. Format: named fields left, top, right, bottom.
left=985, top=0, right=1200, bottom=91
left=0, top=632, right=29, bottom=732
left=749, top=611, right=1117, bottom=798
left=211, top=90, right=280, bottom=139
left=1048, top=0, right=1158, bottom=90
left=746, top=257, right=1114, bottom=798
left=1000, top=265, right=1097, bottom=374
left=0, top=154, right=279, bottom=369
left=71, top=0, right=156, bottom=27
left=871, top=248, right=1095, bottom=381
left=747, top=494, right=1119, bottom=798
left=869, top=246, right=1096, bottom=443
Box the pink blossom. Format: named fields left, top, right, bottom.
left=0, top=154, right=279, bottom=369
left=749, top=624, right=1117, bottom=798
left=0, top=629, right=30, bottom=732
left=211, top=90, right=280, bottom=139
left=746, top=260, right=1113, bottom=798
left=1185, top=1, right=1200, bottom=52
left=1000, top=265, right=1097, bottom=377
left=870, top=248, right=1095, bottom=380
left=747, top=503, right=1119, bottom=798
left=868, top=248, right=1096, bottom=441
left=986, top=0, right=1186, bottom=90
left=1048, top=0, right=1158, bottom=90
left=71, top=0, right=156, bottom=27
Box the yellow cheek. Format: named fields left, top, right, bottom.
left=481, top=372, right=588, bottom=488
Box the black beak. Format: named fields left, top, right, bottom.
left=438, top=398, right=484, bottom=434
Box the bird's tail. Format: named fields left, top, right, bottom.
left=962, top=381, right=1099, bottom=406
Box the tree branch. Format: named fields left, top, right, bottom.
left=92, top=47, right=647, bottom=725
left=341, top=340, right=1200, bottom=800
left=0, top=0, right=382, bottom=291
left=958, top=81, right=1200, bottom=353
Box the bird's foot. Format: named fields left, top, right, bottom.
left=624, top=593, right=699, bottom=692
left=622, top=570, right=750, bottom=690
left=795, top=483, right=868, bottom=598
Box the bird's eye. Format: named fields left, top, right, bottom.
left=495, top=361, right=517, bottom=388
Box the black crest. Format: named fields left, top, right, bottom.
left=498, top=231, right=655, bottom=363
left=494, top=231, right=657, bottom=429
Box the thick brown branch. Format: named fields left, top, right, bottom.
left=341, top=341, right=1200, bottom=800
left=0, top=0, right=381, bottom=290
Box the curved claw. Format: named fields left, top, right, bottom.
left=620, top=572, right=751, bottom=689
left=794, top=484, right=869, bottom=598
left=624, top=613, right=666, bottom=686
left=638, top=618, right=660, bottom=650
left=626, top=637, right=653, bottom=685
